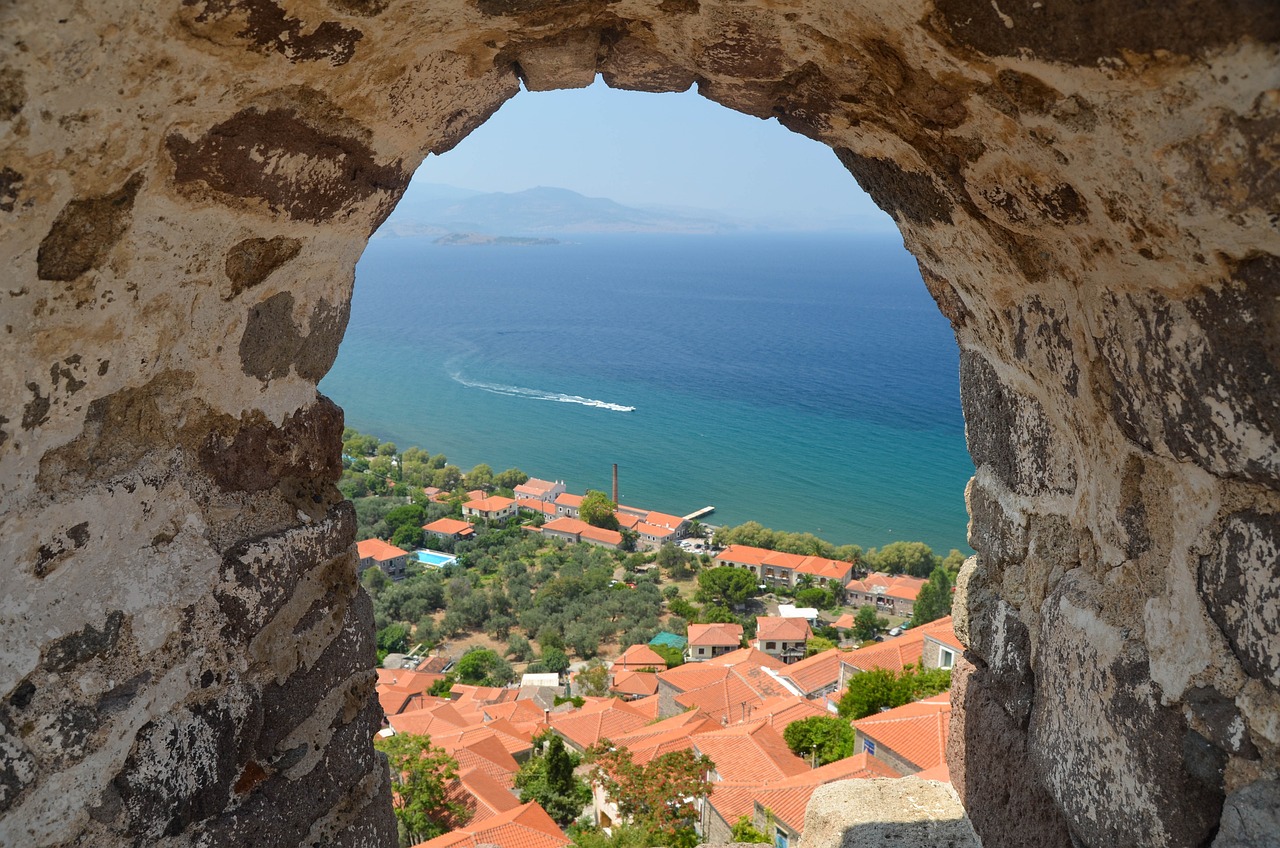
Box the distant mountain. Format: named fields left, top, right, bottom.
left=378, top=185, right=739, bottom=237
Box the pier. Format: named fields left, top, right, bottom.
left=683, top=506, right=716, bottom=521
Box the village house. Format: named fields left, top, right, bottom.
left=513, top=477, right=567, bottom=503
left=516, top=497, right=557, bottom=520
left=713, top=544, right=852, bottom=589
left=422, top=517, right=476, bottom=543
left=539, top=516, right=622, bottom=550
left=844, top=572, right=927, bottom=618
left=920, top=621, right=964, bottom=671
left=685, top=622, right=744, bottom=662
left=754, top=616, right=812, bottom=664
left=852, top=693, right=951, bottom=775
left=462, top=495, right=517, bottom=523
left=775, top=647, right=849, bottom=701
left=553, top=492, right=583, bottom=519
left=355, top=538, right=409, bottom=580
left=611, top=643, right=669, bottom=673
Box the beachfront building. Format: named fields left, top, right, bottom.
left=514, top=478, right=566, bottom=503
left=553, top=492, right=583, bottom=519
left=422, top=517, right=476, bottom=543
left=713, top=544, right=852, bottom=589
left=516, top=498, right=557, bottom=520
left=356, top=538, right=409, bottom=581
left=844, top=572, right=926, bottom=618
left=540, top=516, right=622, bottom=550
left=462, top=495, right=517, bottom=523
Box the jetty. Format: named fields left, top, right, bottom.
left=683, top=506, right=715, bottom=521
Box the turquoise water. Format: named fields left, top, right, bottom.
left=415, top=550, right=458, bottom=567
left=320, top=233, right=974, bottom=554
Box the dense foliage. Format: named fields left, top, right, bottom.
left=585, top=744, right=713, bottom=848
left=516, top=734, right=592, bottom=826
left=782, top=715, right=855, bottom=765
left=853, top=605, right=888, bottom=641
left=374, top=734, right=467, bottom=847
left=579, top=489, right=620, bottom=529
left=712, top=520, right=863, bottom=563
left=836, top=665, right=952, bottom=720
left=911, top=567, right=954, bottom=627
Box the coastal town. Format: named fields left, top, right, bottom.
left=351, top=451, right=964, bottom=848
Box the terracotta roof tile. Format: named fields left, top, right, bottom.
left=447, top=767, right=521, bottom=825
left=464, top=495, right=515, bottom=513
left=357, top=538, right=408, bottom=562
left=845, top=572, right=926, bottom=602
left=611, top=644, right=668, bottom=671
left=554, top=493, right=583, bottom=507
left=411, top=801, right=568, bottom=848
left=516, top=498, right=558, bottom=516
left=436, top=733, right=520, bottom=789
left=693, top=720, right=809, bottom=784
left=547, top=698, right=649, bottom=750
left=686, top=622, right=744, bottom=648
left=610, top=670, right=659, bottom=698
left=853, top=693, right=951, bottom=772
left=423, top=518, right=474, bottom=536
left=756, top=617, right=813, bottom=642
left=777, top=648, right=847, bottom=696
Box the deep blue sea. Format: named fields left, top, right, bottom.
left=320, top=233, right=974, bottom=554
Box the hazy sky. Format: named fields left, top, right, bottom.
left=410, top=77, right=895, bottom=230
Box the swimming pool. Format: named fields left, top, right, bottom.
left=415, top=549, right=457, bottom=568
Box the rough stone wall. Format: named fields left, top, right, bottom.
left=1, top=1, right=1276, bottom=846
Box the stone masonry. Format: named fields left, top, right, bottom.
left=1, top=1, right=1276, bottom=846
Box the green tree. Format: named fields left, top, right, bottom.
left=731, top=816, right=770, bottom=844
left=541, top=646, right=571, bottom=675
left=783, top=715, right=854, bottom=765
left=942, top=548, right=967, bottom=576
left=795, top=586, right=833, bottom=610
left=374, top=733, right=467, bottom=846
left=853, top=605, right=886, bottom=642
left=695, top=567, right=757, bottom=607
left=651, top=644, right=684, bottom=668
left=454, top=647, right=514, bottom=686
left=506, top=633, right=536, bottom=662
left=377, top=622, right=410, bottom=654
left=865, top=541, right=940, bottom=578
left=465, top=463, right=495, bottom=491
left=805, top=635, right=836, bottom=657
left=585, top=744, right=713, bottom=844
left=495, top=467, right=530, bottom=490
left=391, top=522, right=423, bottom=550
left=575, top=660, right=611, bottom=697
left=837, top=665, right=951, bottom=719
left=579, top=490, right=619, bottom=529
left=911, top=567, right=954, bottom=627
left=516, top=734, right=591, bottom=826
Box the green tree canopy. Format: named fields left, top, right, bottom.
left=374, top=733, right=467, bottom=846
left=494, top=467, right=530, bottom=490
left=585, top=743, right=713, bottom=843
left=731, top=816, right=770, bottom=844
left=853, top=605, right=886, bottom=642
left=783, top=715, right=855, bottom=766
left=516, top=734, right=591, bottom=826
left=865, top=541, right=940, bottom=578
left=579, top=490, right=619, bottom=529
left=837, top=665, right=951, bottom=719
left=695, top=567, right=757, bottom=607
left=911, top=567, right=954, bottom=627
left=454, top=647, right=514, bottom=686
left=651, top=644, right=684, bottom=668
left=575, top=660, right=611, bottom=697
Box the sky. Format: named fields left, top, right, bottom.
left=408, top=77, right=895, bottom=231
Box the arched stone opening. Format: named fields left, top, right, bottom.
left=2, top=2, right=1276, bottom=847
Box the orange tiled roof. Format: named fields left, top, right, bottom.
left=610, top=709, right=719, bottom=763
left=753, top=695, right=831, bottom=733
left=686, top=622, right=744, bottom=648
left=554, top=492, right=583, bottom=507
left=541, top=516, right=621, bottom=545
left=610, top=670, right=659, bottom=698
left=917, top=616, right=964, bottom=651
left=422, top=517, right=474, bottom=536
left=853, top=692, right=951, bottom=772
left=845, top=572, right=926, bottom=602
left=547, top=698, right=649, bottom=750
left=636, top=522, right=677, bottom=538
left=431, top=722, right=533, bottom=760
left=753, top=753, right=900, bottom=830
left=515, top=478, right=560, bottom=496
left=833, top=613, right=856, bottom=631
left=626, top=694, right=661, bottom=720
left=579, top=525, right=623, bottom=546
left=660, top=653, right=794, bottom=724
left=911, top=763, right=952, bottom=783
left=464, top=495, right=515, bottom=513
left=756, top=616, right=813, bottom=642
left=643, top=511, right=685, bottom=530
left=715, top=545, right=853, bottom=579
left=693, top=719, right=809, bottom=784
left=707, top=647, right=786, bottom=669
left=447, top=767, right=521, bottom=826
left=437, top=732, right=520, bottom=789
left=839, top=632, right=928, bottom=675
left=613, top=512, right=642, bottom=529
left=794, top=556, right=853, bottom=582
left=411, top=801, right=569, bottom=848
left=612, top=644, right=668, bottom=671
left=778, top=648, right=847, bottom=696
left=357, top=538, right=408, bottom=562
left=516, top=498, right=557, bottom=516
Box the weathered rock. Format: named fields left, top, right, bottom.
left=2, top=1, right=1277, bottom=846
left=802, top=778, right=980, bottom=848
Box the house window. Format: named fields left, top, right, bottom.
left=765, top=641, right=776, bottom=650
left=939, top=648, right=955, bottom=669
left=775, top=828, right=789, bottom=848
left=697, top=647, right=705, bottom=655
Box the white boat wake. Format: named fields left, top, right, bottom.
left=450, top=373, right=635, bottom=412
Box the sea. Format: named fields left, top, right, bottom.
left=319, top=232, right=975, bottom=555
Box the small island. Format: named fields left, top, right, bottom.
left=433, top=232, right=560, bottom=246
